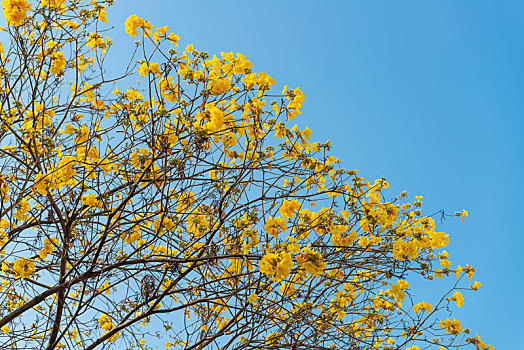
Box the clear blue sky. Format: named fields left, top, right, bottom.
left=107, top=1, right=522, bottom=348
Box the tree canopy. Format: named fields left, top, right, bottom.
left=0, top=1, right=491, bottom=350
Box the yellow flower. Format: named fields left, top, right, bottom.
left=97, top=7, right=108, bottom=22
left=413, top=301, right=433, bottom=314
left=1, top=324, right=9, bottom=333
left=153, top=25, right=168, bottom=41
left=157, top=76, right=178, bottom=103
left=222, top=132, right=237, bottom=148
left=13, top=257, right=35, bottom=278
left=123, top=229, right=140, bottom=244
left=167, top=32, right=179, bottom=46
left=296, top=246, right=325, bottom=277
left=390, top=280, right=409, bottom=302
left=456, top=209, right=468, bottom=223
left=209, top=77, right=232, bottom=96
left=358, top=235, right=370, bottom=247
left=331, top=229, right=357, bottom=247
left=248, top=293, right=258, bottom=304
left=97, top=314, right=119, bottom=341
left=177, top=192, right=195, bottom=212
left=264, top=216, right=287, bottom=238
left=279, top=200, right=301, bottom=219
left=452, top=291, right=464, bottom=308
left=2, top=0, right=31, bottom=26
left=138, top=61, right=161, bottom=77
left=124, top=14, right=143, bottom=37
left=469, top=281, right=482, bottom=291
left=259, top=251, right=293, bottom=282
left=439, top=317, right=462, bottom=335
left=82, top=193, right=101, bottom=208
left=39, top=237, right=57, bottom=259
left=49, top=51, right=66, bottom=75
left=57, top=156, right=77, bottom=186
left=35, top=173, right=52, bottom=195
left=98, top=314, right=114, bottom=330
left=202, top=104, right=225, bottom=133
left=14, top=198, right=30, bottom=220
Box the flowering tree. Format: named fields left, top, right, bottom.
left=0, top=1, right=492, bottom=350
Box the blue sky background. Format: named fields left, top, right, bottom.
left=105, top=1, right=524, bottom=348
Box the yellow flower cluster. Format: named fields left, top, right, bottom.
left=154, top=216, right=175, bottom=234
left=123, top=228, right=140, bottom=244
left=259, top=251, right=293, bottom=282
left=331, top=228, right=357, bottom=247
left=282, top=85, right=305, bottom=119
left=448, top=291, right=464, bottom=308
left=389, top=280, right=409, bottom=303
left=177, top=192, right=195, bottom=212
left=469, top=281, right=482, bottom=291
left=14, top=198, right=30, bottom=221
left=98, top=314, right=119, bottom=341
left=13, top=257, right=34, bottom=278
left=2, top=0, right=31, bottom=26
left=392, top=225, right=450, bottom=261
left=39, top=237, right=58, bottom=259
left=392, top=238, right=419, bottom=260
left=279, top=199, right=301, bottom=220
left=124, top=14, right=143, bottom=37
left=248, top=293, right=258, bottom=304
left=138, top=61, right=160, bottom=78
left=466, top=334, right=494, bottom=350
left=209, top=77, right=232, bottom=96
left=413, top=301, right=433, bottom=314
left=86, top=33, right=112, bottom=52
left=296, top=246, right=325, bottom=277
left=264, top=216, right=287, bottom=238
left=199, top=103, right=226, bottom=133
left=57, top=156, right=77, bottom=186
left=49, top=51, right=66, bottom=75
left=157, top=76, right=178, bottom=103
left=439, top=317, right=462, bottom=335
left=187, top=208, right=209, bottom=238
left=82, top=193, right=101, bottom=208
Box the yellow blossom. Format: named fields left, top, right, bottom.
left=450, top=291, right=464, bottom=308
left=82, top=193, right=101, bottom=208
left=439, top=317, right=462, bottom=335
left=248, top=293, right=259, bottom=304
left=49, top=51, right=66, bottom=75
left=264, top=216, right=287, bottom=238
left=13, top=257, right=34, bottom=278
left=39, top=237, right=57, bottom=259
left=167, top=32, right=179, bottom=46
left=413, top=301, right=433, bottom=314
left=2, top=0, right=31, bottom=26
left=470, top=281, right=482, bottom=291
left=259, top=251, right=293, bottom=282
left=296, top=246, right=325, bottom=277
left=279, top=200, right=301, bottom=219
left=125, top=14, right=143, bottom=37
